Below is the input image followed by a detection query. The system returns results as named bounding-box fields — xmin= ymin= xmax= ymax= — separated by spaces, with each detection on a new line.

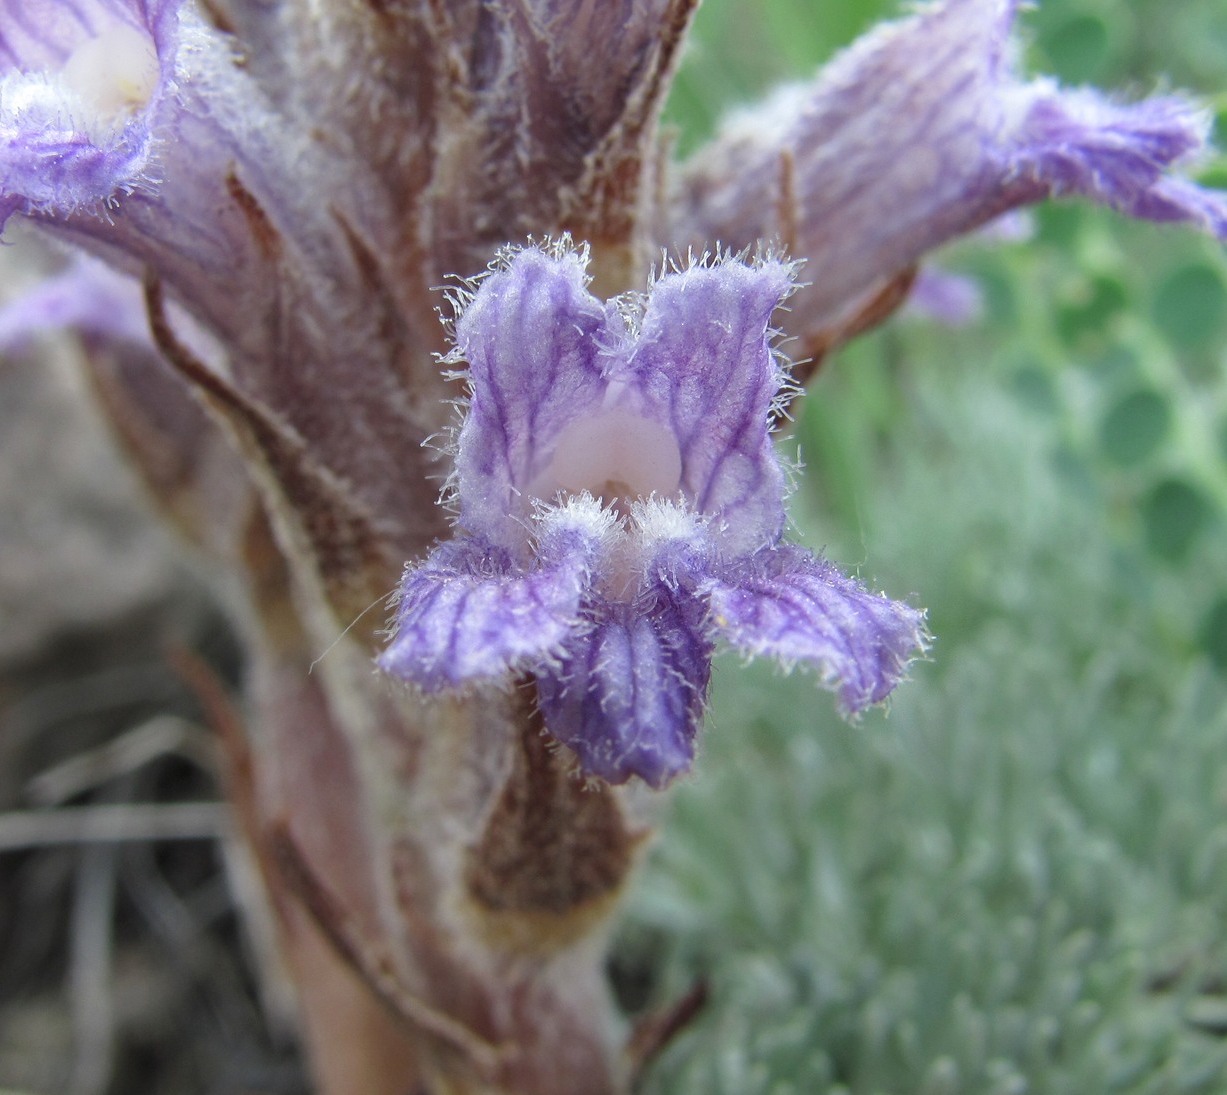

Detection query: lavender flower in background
xmin=905 ymin=267 xmax=986 ymax=325
xmin=379 ymin=244 xmax=926 ymax=787
xmin=674 ymin=0 xmax=1227 ymax=350
xmin=0 ymin=254 xmax=153 ymax=348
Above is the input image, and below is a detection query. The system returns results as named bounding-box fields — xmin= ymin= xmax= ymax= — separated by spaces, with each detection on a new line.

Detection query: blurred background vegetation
xmin=630 ymin=0 xmax=1227 ymax=1091
xmin=3 ymin=2 xmax=1226 ymax=1093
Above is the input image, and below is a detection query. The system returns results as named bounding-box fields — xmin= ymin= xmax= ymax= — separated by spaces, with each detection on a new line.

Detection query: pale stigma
xmin=59 ymin=22 xmax=160 ymax=131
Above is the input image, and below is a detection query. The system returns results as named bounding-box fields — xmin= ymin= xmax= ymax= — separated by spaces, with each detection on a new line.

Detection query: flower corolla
xmin=378 ymin=244 xmax=927 ymax=788
xmin=0 ymin=0 xmax=182 ymax=221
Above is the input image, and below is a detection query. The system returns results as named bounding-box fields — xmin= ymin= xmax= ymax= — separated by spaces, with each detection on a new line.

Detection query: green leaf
xmin=1152 ymin=264 xmax=1227 ymax=350
xmin=1038 ymin=14 xmax=1111 ymax=83
xmin=1199 ymin=597 xmax=1227 ymax=673
xmin=1142 ymin=477 xmax=1216 ymax=561
xmin=1099 ymin=389 xmax=1172 ymax=467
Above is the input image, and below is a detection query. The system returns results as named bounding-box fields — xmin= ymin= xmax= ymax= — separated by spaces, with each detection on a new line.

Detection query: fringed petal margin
xmin=452 ymin=245 xmax=615 ymax=545
xmin=628 ymin=258 xmax=795 ymax=554
xmin=379 ymin=538 xmax=585 ymax=693
xmin=705 ymin=544 xmax=927 ymax=716
xmin=379 ymin=495 xmax=616 ymax=692
xmin=536 ymin=588 xmax=712 ymax=790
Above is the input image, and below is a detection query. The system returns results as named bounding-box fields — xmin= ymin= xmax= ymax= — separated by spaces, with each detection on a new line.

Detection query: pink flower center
xmin=533 ymin=410 xmax=682 ymax=513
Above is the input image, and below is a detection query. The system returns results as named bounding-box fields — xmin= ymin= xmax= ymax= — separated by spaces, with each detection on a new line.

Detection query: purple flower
xmin=673 ymin=0 xmax=1227 ymax=337
xmin=906 ymin=268 xmax=985 ymax=326
xmin=0 ymin=0 xmax=184 ymax=223
xmin=378 ymin=244 xmax=927 ymax=788
xmin=0 ymin=254 xmax=152 ymax=349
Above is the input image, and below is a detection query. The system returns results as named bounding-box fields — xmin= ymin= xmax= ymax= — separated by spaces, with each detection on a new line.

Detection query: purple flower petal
xmin=705 ymin=544 xmax=927 ymax=715
xmin=672 ymin=0 xmax=1227 ymax=331
xmin=627 ymin=259 xmax=794 ymax=553
xmin=452 ymin=245 xmax=614 ymax=546
xmin=378 ymin=503 xmax=614 ymax=692
xmin=1001 ymin=87 xmax=1226 ymax=236
xmin=536 ymin=589 xmax=712 ymax=789
xmin=0 ymin=0 xmax=183 ymax=225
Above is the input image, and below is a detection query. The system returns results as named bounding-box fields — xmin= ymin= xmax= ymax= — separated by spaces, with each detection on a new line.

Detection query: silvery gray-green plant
xmin=2 ymin=0 xmax=1224 ymax=1091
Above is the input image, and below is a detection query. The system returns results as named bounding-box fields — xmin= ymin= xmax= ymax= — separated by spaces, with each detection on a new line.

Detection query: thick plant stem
xmin=250 ymin=666 xmax=642 ymax=1094
xmin=220 ymin=503 xmax=643 ymax=1093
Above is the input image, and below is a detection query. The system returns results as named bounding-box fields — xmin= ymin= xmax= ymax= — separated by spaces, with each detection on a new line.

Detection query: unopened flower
xmin=378 ymin=244 xmax=927 ymax=788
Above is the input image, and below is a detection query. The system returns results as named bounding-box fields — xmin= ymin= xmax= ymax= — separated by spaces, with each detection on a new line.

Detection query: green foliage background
xmin=628 ymin=1 xmax=1227 ymax=1091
